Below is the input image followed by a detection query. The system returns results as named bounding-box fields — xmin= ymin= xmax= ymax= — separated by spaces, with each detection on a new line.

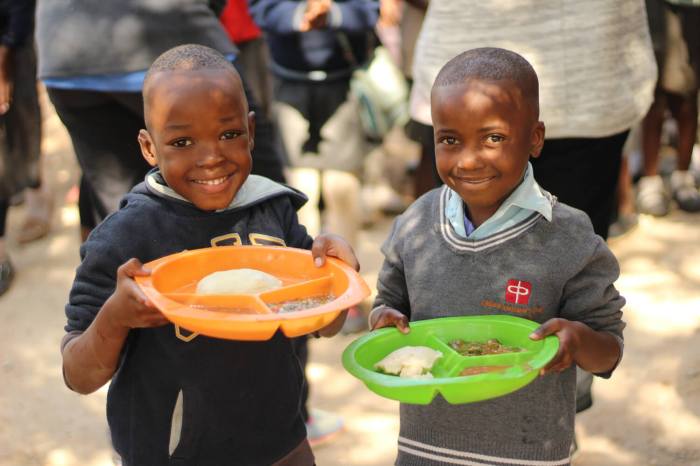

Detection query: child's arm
xmin=530 ymin=238 xmax=625 ymax=376
xmin=368 ymin=218 xmax=411 ymax=333
xmin=310 ymin=233 xmax=360 ymax=337
xmin=62 ymin=259 xmax=168 ymax=394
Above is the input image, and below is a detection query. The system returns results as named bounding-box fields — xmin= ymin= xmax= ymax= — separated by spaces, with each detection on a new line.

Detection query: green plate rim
xmin=342 ymin=314 xmax=560 ymax=392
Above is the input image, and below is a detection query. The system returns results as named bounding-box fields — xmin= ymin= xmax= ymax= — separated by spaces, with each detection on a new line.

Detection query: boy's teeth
xmin=195 ymin=176 xmax=227 ymax=185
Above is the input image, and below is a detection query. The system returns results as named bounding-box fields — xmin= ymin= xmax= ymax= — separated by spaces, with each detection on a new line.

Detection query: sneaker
xmin=17 ymin=187 xmax=53 ymax=244
xmin=670 ymin=170 xmax=700 ymax=212
xmin=305 ymin=408 xmax=344 ymax=447
xmin=636 ymin=175 xmax=670 ymax=216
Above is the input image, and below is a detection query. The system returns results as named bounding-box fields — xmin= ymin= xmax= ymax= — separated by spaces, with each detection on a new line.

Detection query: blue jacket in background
xmin=250 ymin=0 xmax=378 ymax=78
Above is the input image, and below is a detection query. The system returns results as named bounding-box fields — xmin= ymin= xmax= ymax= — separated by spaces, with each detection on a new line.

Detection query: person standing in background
xmin=637 ymin=0 xmax=700 ymax=217
xmin=251 ymin=0 xmax=378 ymax=249
xmin=0 ymin=0 xmax=53 ymax=296
xmin=35 ymin=0 xmax=285 ymax=240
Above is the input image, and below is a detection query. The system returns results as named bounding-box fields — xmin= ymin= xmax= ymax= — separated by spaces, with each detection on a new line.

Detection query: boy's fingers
xmin=529 ymin=318 xmax=561 ymax=340
xmin=540 ymin=345 xmax=573 ymax=374
xmin=371 ymin=315 xmax=390 ymax=330
xmin=145 ymin=313 xmax=169 ymax=327
xmin=311 ymin=235 xmax=329 ymax=267
xmin=396 ymin=316 xmax=411 ymax=334
xmin=312 ymin=234 xmax=360 ymax=271
xmin=125 ymin=279 xmax=153 ymax=308
xmin=119 ymin=258 xmax=151 ymax=278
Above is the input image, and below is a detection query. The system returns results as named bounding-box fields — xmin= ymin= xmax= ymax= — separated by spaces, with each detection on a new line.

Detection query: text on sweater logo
xmin=505 ymin=279 xmax=531 ymax=305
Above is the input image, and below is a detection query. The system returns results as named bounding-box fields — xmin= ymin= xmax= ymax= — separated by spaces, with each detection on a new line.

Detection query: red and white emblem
xmin=505 ymin=279 xmax=532 ymax=305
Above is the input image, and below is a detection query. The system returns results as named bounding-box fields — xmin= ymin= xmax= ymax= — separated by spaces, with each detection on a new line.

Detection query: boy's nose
xmin=456 ymin=150 xmax=483 ymax=170
xmin=195 ymin=146 xmax=225 ymax=167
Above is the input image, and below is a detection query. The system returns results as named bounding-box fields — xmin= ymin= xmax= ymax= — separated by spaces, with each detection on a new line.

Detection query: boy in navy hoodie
xmin=61 ymin=44 xmax=358 ymax=466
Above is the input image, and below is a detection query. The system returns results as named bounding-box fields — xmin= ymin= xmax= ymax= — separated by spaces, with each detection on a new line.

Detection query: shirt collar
xmin=446 ymin=162 xmax=553 ymax=239
xmin=144 ymin=168 xmax=299 ymax=212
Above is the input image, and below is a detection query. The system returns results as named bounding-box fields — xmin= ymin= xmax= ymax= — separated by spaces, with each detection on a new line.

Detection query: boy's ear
xmin=529 ymin=121 xmax=546 ymax=159
xmin=247 ymin=110 xmax=256 ymax=152
xmin=138 ymin=129 xmax=158 ymax=167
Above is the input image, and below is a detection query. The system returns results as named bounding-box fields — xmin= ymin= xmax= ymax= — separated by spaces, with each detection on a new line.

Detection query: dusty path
xmin=1 ymin=100 xmax=699 ymax=466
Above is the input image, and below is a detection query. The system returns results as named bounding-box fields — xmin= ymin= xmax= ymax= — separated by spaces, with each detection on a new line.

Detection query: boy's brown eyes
xmin=439 ymin=136 xmax=458 ymax=145
xmin=220 ymin=131 xmax=240 ymax=140
xmin=171 ymin=138 xmax=192 ymax=148
xmin=487 ymin=134 xmax=505 ymax=143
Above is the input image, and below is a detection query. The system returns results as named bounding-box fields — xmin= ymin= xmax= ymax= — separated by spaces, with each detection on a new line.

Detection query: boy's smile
xmin=138 ymin=68 xmax=254 ymax=211
xmin=431 ymin=79 xmax=544 ymax=227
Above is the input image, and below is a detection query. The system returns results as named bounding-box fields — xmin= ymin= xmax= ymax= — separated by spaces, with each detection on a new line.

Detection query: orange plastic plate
xmin=135 ymin=246 xmax=370 ymax=341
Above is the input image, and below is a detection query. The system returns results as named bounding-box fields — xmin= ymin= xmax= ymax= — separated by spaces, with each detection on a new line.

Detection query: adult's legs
xmin=667 ymin=91 xmax=700 ymax=211
xmin=322 ymin=170 xmax=361 ymax=247
xmin=531 ymin=131 xmax=628 ymax=240
xmin=316 ymin=90 xmax=366 ymax=248
xmin=275 ymin=79 xmax=365 ymax=244
xmin=405 ymin=119 xmax=440 ymax=198
xmin=638 ymin=90 xmax=671 ymax=216
xmin=47 ymin=89 xmax=149 ymax=230
xmin=287 ymin=167 xmax=321 ymax=237
xmin=0 ymin=199 xmax=12 ymax=296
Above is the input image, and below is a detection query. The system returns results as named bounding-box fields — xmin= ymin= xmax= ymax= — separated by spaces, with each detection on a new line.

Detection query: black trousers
xmin=531 ymin=130 xmax=629 ymax=240
xmin=0 ymin=199 xmax=7 ymax=237
xmin=48 ymin=66 xmax=286 ymax=229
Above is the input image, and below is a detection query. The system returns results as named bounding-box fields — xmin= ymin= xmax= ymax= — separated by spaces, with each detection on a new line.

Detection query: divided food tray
xmin=135 ymin=245 xmax=370 ymax=340
xmin=342 ymin=315 xmax=559 ymax=404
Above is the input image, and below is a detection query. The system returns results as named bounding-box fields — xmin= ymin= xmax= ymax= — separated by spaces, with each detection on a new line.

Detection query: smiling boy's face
xmin=138 ymin=68 xmax=254 ymax=211
xmin=431 ymin=78 xmax=545 ymax=226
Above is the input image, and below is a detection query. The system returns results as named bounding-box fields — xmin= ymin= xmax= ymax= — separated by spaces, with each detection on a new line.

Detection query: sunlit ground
xmin=1 ymin=99 xmax=700 ymax=466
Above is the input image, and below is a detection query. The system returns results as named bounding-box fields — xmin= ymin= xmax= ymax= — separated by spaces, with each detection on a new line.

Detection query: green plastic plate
xmin=342 ymin=315 xmax=560 ymax=404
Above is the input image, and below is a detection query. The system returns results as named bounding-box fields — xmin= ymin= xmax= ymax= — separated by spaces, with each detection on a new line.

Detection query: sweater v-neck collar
xmin=438 ymin=185 xmax=556 ymax=252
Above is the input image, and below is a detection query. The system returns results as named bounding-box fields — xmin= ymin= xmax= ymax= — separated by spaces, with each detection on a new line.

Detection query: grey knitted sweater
xmin=36 ymin=0 xmax=236 ymax=79
xmin=374 ymin=186 xmax=625 ymax=466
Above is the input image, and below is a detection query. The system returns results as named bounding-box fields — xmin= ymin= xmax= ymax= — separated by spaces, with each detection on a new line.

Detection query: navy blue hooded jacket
xmin=65 ymin=171 xmax=313 ymax=465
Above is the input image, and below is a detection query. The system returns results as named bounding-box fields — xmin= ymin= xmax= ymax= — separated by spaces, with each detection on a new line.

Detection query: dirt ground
xmin=1 ymin=99 xmax=700 ymax=466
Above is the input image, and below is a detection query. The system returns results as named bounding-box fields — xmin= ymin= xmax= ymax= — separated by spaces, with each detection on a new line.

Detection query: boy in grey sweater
xmin=369 ymin=48 xmax=625 ymax=466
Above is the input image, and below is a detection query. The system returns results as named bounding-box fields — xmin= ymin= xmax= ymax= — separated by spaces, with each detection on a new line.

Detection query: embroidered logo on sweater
xmin=505 ymin=279 xmax=531 ymax=305
xmin=481 ymin=280 xmax=543 ymax=317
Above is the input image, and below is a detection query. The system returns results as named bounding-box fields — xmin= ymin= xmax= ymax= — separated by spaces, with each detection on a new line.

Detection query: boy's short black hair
xmin=433 ymin=47 xmax=539 ymax=116
xmin=144 ymin=43 xmax=237 ymax=86
xmin=142 ymin=44 xmax=245 ymax=126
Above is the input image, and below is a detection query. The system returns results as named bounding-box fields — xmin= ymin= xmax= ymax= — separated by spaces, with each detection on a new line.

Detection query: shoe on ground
xmin=671 ymin=170 xmax=700 ymax=212
xmin=306 ymin=408 xmax=344 ymax=447
xmin=17 ymin=188 xmax=54 ymax=244
xmin=17 ymin=216 xmax=51 ymax=244
xmin=636 ymin=175 xmax=670 ymax=217
xmin=0 ymin=257 xmax=14 ymax=296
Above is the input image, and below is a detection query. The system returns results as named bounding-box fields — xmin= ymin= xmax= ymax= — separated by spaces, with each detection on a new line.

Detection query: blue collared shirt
xmin=445 ymin=163 xmax=552 ymax=240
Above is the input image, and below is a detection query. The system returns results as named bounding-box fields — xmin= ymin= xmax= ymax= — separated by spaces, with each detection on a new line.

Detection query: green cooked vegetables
xmin=449 ymin=338 xmax=523 ymax=356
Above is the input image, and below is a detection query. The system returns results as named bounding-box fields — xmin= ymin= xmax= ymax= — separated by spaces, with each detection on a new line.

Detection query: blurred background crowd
xmin=1 ymin=0 xmax=700 ymax=464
